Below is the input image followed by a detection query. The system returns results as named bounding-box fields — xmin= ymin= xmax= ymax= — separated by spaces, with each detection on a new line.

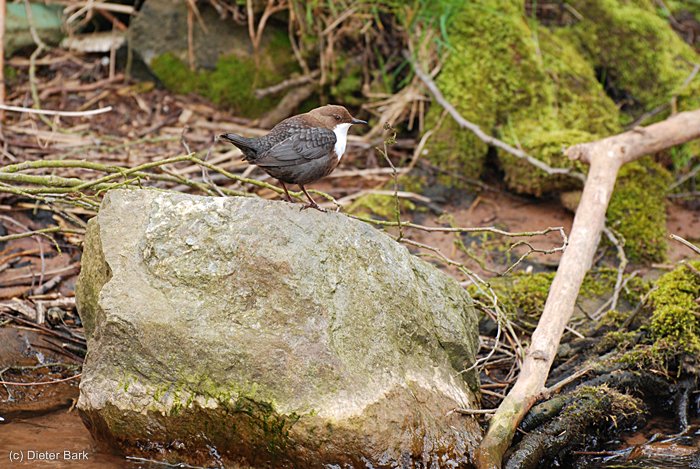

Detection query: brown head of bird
xmin=219 ymin=104 xmax=367 ymax=211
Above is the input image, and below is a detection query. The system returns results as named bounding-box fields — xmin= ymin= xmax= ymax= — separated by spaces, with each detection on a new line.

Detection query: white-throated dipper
xmin=218 ymin=105 xmax=367 ymax=211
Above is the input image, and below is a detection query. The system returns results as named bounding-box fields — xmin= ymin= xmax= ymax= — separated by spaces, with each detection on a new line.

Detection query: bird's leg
xmin=299 ymin=185 xmax=326 ymax=212
xmin=279 ymin=180 xmax=293 ymax=203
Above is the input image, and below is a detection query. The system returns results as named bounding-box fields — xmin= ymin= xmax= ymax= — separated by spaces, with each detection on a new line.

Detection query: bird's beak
xmin=351 ymin=117 xmax=368 ymax=125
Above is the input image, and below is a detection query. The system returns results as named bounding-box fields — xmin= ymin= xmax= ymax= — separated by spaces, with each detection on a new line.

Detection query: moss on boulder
xmin=561 ymin=0 xmax=700 ymax=184
xmin=346 ymin=193 xmax=417 ymax=219
xmin=499 ymin=26 xmax=621 ymax=195
xmin=424 ymin=0 xmax=547 ymax=184
xmin=422 ymin=0 xmax=690 ymax=263
xmin=424 ymin=1 xmax=619 ymax=194
xmin=564 ymin=0 xmax=700 ymax=119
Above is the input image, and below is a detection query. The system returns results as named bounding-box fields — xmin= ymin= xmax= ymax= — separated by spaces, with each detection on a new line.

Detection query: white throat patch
xmin=333 ymin=123 xmax=352 ymax=161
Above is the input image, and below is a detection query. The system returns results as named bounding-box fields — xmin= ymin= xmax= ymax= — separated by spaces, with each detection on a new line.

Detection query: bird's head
xmin=308 ymin=105 xmax=367 ymax=130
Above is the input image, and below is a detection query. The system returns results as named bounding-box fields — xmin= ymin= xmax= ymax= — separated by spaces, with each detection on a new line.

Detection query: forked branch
xmin=476 ymin=108 xmax=700 ymax=468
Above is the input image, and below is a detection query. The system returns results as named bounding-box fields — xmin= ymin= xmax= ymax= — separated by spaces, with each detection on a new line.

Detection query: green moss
xmin=150 ymin=53 xmax=197 ymax=95
xmin=424 ymin=2 xmax=620 ymax=194
xmin=4 ymin=66 xmax=18 ymax=86
xmin=469 ymin=268 xmax=645 ymax=328
xmin=125 ymin=372 xmax=302 ymax=456
xmin=347 ymin=193 xmax=416 ymax=219
xmin=597 ymin=309 xmax=635 ymax=330
xmin=498 ymin=26 xmax=622 ymax=195
xmin=424 ymin=0 xmax=697 ymax=204
xmin=150 ymin=31 xmax=299 ymax=117
xmin=595 ymin=330 xmax=638 ymax=352
xmin=398 ymin=173 xmax=428 ymax=194
xmin=424 ymin=0 xmax=547 ymax=184
xmin=606 ymin=159 xmax=672 ymax=263
xmin=562 ymin=385 xmax=643 ymax=423
xmin=649 ymin=261 xmax=700 ymax=352
xmin=614 ymin=261 xmax=700 ymax=370
xmin=500 ymin=128 xmax=593 ymax=196
xmin=329 ymin=54 xmax=364 ymax=106
xmin=565 ymin=0 xmax=700 ymax=120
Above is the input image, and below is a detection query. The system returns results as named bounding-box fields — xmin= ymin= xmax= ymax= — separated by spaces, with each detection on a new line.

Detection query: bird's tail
xmin=218 ymin=133 xmax=259 ymax=161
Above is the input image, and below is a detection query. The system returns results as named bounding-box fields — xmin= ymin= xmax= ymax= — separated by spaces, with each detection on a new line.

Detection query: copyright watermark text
xmin=8 ymin=450 xmax=89 ymax=463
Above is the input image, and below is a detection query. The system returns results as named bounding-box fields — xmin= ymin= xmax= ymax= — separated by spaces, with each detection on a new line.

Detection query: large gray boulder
xmin=76 ymin=190 xmax=482 ymax=467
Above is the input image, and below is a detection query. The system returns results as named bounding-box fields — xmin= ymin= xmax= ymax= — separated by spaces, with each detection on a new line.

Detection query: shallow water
xmin=584 ymin=417 xmax=700 ymax=468
xmin=0 ymin=410 xmax=124 ymax=468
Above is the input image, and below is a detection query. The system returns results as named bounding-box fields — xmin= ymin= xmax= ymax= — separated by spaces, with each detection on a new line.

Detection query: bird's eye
xmin=334 ymin=115 xmax=341 ymax=121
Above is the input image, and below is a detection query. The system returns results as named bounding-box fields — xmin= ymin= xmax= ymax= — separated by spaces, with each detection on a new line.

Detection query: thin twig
xmin=602 ymin=227 xmax=628 ymax=313
xmin=377 ymin=123 xmax=402 ymax=240
xmin=453 ymin=408 xmax=497 ymax=415
xmin=186 ymin=0 xmax=196 ymax=71
xmin=669 ymin=164 xmax=700 ymax=191
xmin=24 ymin=0 xmax=53 ymax=128
xmin=0 ymin=373 xmax=81 ymax=386
xmin=0 ymin=226 xmax=61 ymax=243
xmin=0 ymin=103 xmax=113 ymax=116
xmin=254 ymin=70 xmax=321 ymax=98
xmin=670 ymin=233 xmax=700 ymax=255
xmin=543 ymin=366 xmax=592 ymax=397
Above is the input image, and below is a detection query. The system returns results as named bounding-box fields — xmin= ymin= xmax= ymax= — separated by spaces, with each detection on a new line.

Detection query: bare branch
xmin=254 ymin=70 xmax=321 ymax=98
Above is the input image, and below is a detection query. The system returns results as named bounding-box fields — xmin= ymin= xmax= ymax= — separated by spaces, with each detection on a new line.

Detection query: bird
xmin=218 ymin=105 xmax=367 ymax=211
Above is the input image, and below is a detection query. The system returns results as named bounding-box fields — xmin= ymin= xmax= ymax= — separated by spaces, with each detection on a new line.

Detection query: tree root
xmin=506 ymin=385 xmax=645 ymax=469
xmin=505 ymin=370 xmax=678 ymax=468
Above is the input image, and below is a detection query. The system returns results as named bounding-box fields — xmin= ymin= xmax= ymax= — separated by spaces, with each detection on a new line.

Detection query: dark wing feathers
xmin=254 ymin=126 xmax=336 ymax=168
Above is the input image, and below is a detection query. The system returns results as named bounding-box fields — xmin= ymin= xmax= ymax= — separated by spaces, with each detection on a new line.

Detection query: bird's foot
xmin=300 ymin=201 xmax=327 ymax=212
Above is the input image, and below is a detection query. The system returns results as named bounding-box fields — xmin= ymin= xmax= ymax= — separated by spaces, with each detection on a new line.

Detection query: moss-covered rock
xmin=614 ymin=261 xmax=700 ymax=372
xmin=131 ymin=0 xmax=299 ymax=117
xmin=499 ymin=26 xmax=621 ymax=195
xmin=564 ymin=0 xmax=700 ymax=119
xmin=499 ymin=128 xmax=593 ymax=196
xmin=347 ymin=192 xmax=417 ymax=219
xmin=506 ymin=384 xmax=643 ymax=469
xmin=606 ymin=158 xmax=672 ymax=263
xmin=424 ymin=1 xmax=619 ymax=194
xmin=150 ymin=29 xmax=299 ymax=118
xmin=562 ymin=0 xmax=700 ymax=177
xmin=424 ymin=0 xmax=547 ymax=184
